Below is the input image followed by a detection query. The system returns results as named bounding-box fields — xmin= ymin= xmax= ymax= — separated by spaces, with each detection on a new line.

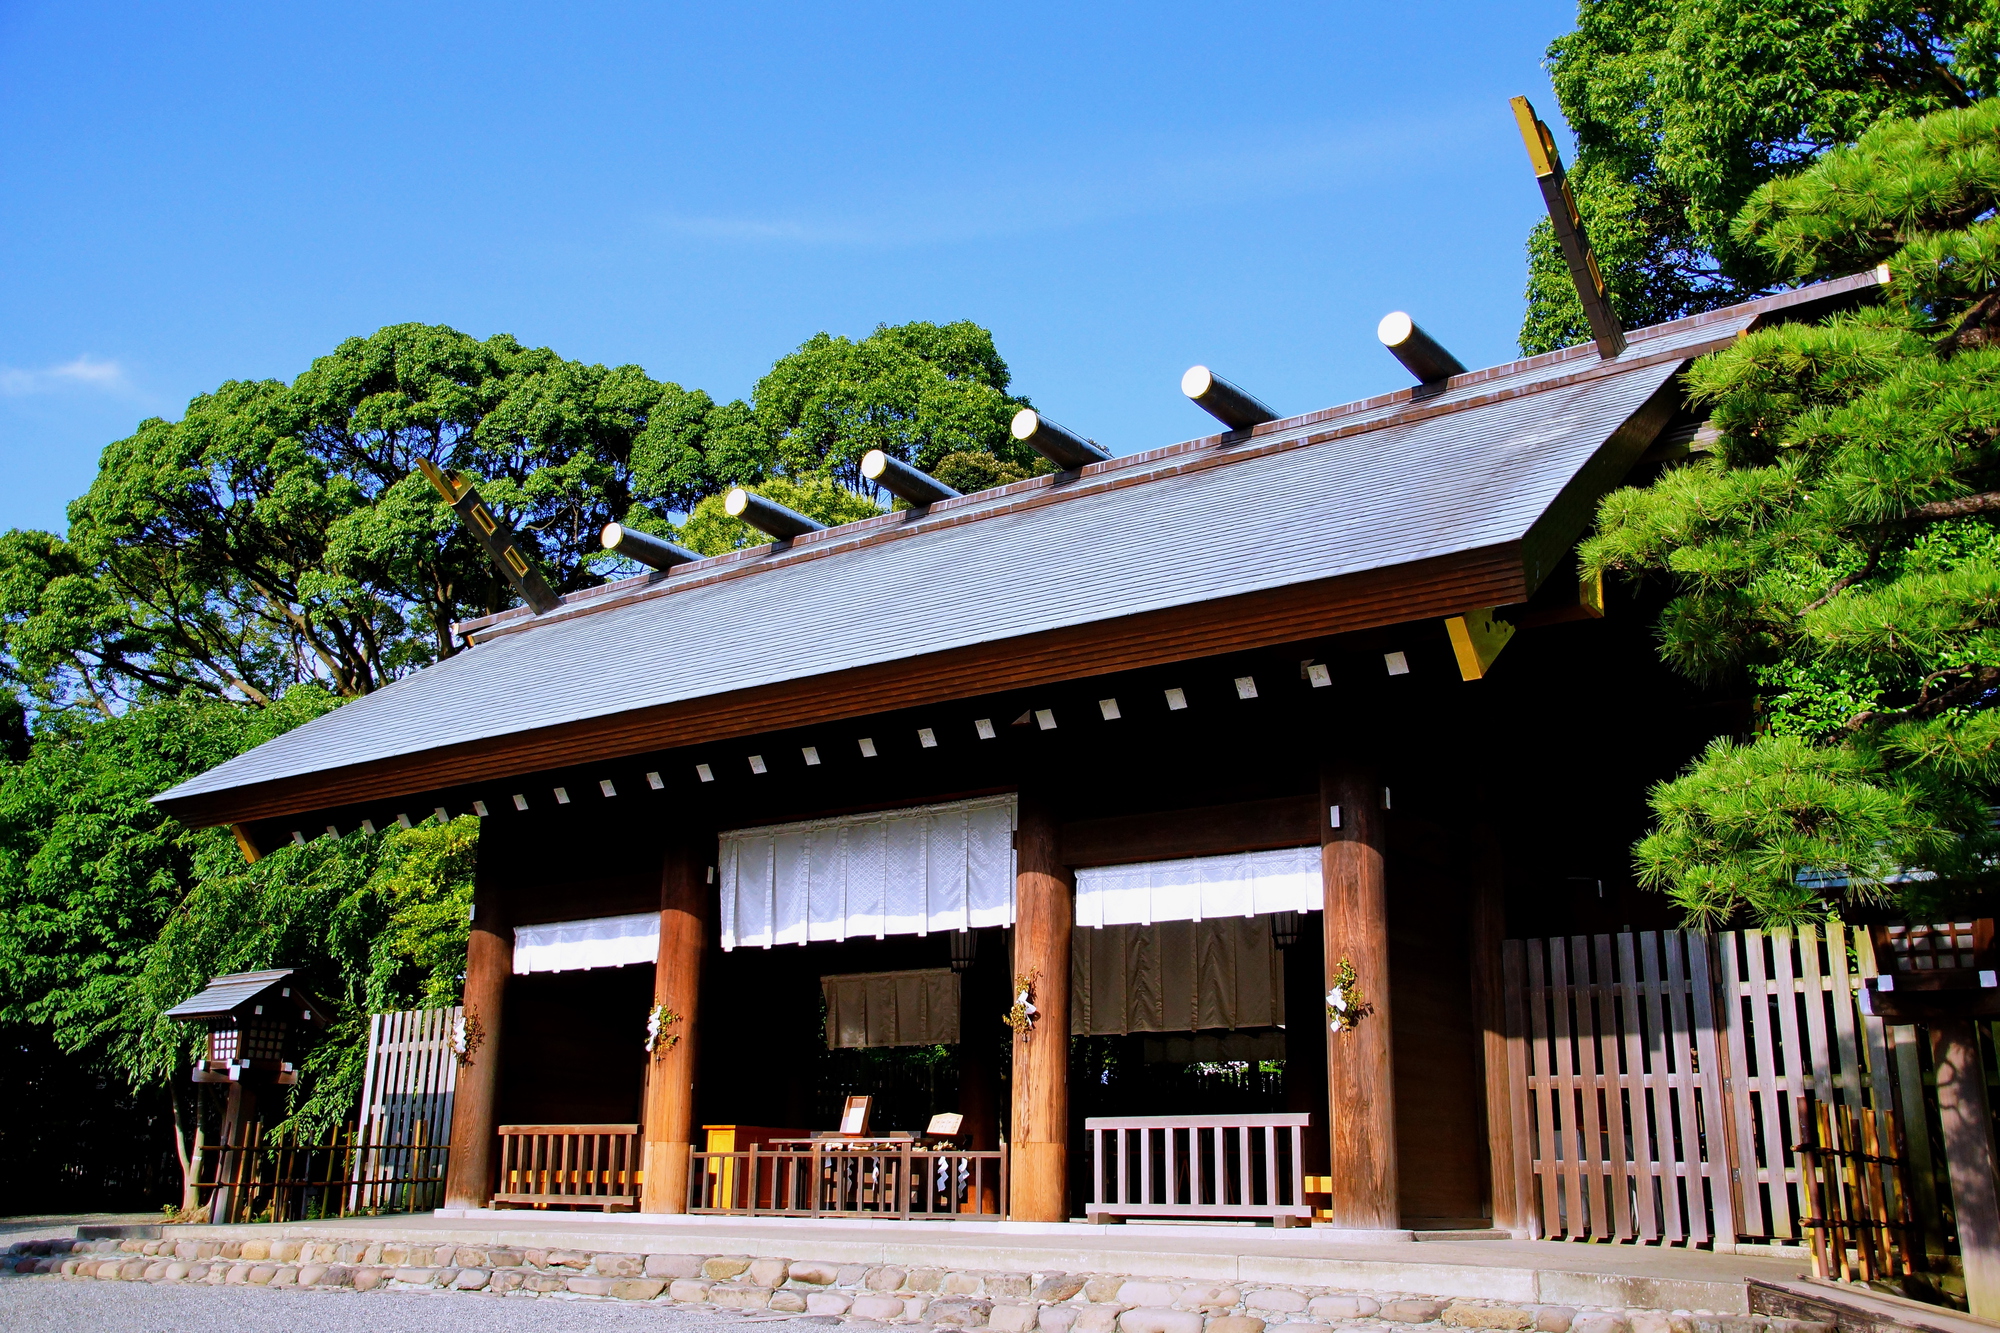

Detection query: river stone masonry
xmin=1 ymin=1236 xmax=1832 ymax=1333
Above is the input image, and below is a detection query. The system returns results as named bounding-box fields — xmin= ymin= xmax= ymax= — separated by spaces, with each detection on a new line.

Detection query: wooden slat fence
xmin=1797 ymin=1098 xmax=1918 ymax=1283
xmin=1504 ymin=924 xmax=1949 ymax=1251
xmin=354 ymin=1005 xmax=459 ymax=1215
xmin=198 ymin=1119 xmax=447 ymax=1223
xmin=1505 ymin=930 xmax=1732 ymax=1245
xmin=1714 ymin=926 xmax=1944 ymax=1252
xmin=358 ymin=1007 xmax=459 ymax=1150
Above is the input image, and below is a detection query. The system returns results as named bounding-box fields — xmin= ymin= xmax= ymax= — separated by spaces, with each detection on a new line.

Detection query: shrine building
xmin=152 ymin=270 xmax=1881 ymax=1233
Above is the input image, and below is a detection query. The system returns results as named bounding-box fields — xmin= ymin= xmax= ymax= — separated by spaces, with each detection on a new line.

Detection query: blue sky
xmin=0 ymin=2 xmax=1577 ymax=534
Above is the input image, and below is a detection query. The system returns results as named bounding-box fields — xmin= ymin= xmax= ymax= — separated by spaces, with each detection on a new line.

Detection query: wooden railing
xmin=494 ymin=1124 xmax=641 ymax=1210
xmin=197 ymin=1120 xmax=447 ymax=1224
xmin=688 ymin=1144 xmax=1006 ymax=1218
xmin=1083 ymin=1112 xmax=1311 ymax=1224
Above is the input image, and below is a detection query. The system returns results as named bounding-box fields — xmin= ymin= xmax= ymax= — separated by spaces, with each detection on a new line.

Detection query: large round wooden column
xmin=1320 ymin=758 xmax=1399 ymax=1229
xmin=1009 ymin=794 xmax=1072 ymax=1221
xmin=641 ymin=835 xmax=709 ymax=1213
xmin=444 ymin=869 xmax=509 ymax=1210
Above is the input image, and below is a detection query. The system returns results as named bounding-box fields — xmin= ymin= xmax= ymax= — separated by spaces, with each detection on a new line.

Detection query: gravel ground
xmin=0 ymin=1277 xmax=845 ymax=1333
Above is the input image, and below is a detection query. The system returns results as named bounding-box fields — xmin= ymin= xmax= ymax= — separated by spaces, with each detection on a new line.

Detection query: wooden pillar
xmin=641 ymin=835 xmax=708 ymax=1213
xmin=1009 ymin=793 xmax=1072 ymax=1221
xmin=1934 ymin=1020 xmax=2000 ymax=1318
xmin=1320 ymin=758 xmax=1399 ymax=1229
xmin=1468 ymin=820 xmax=1520 ymax=1233
xmin=443 ymin=869 xmax=509 ymax=1210
xmin=208 ymin=1080 xmax=258 ymax=1223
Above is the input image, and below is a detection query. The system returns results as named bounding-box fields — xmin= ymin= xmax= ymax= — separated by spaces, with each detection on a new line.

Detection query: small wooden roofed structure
xmin=165 ymin=967 xmax=333 ymax=1200
xmin=164 ymin=967 xmax=331 ymax=1084
xmin=151 ymin=272 xmax=1883 ymax=1230
xmin=164 ymin=966 xmax=330 ymax=1024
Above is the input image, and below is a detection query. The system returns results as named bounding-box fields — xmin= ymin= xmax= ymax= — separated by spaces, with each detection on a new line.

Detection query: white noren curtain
xmin=1074 ymin=844 xmax=1322 ymax=928
xmin=512 ymin=912 xmax=660 ymax=975
xmin=719 ymin=793 xmax=1018 ymax=950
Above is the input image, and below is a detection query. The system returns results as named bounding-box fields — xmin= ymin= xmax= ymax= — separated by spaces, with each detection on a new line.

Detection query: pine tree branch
xmin=1904 ymin=490 xmax=2000 ymax=521
xmin=1847 ymin=665 xmax=2000 ymax=731
xmin=1801 ymin=538 xmax=1886 ymax=613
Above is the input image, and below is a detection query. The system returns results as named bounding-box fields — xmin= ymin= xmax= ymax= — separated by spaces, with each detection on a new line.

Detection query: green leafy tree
xmin=625 ymin=320 xmax=1043 ymax=556
xmin=0 ymin=688 xmax=332 ymax=1197
xmin=18 ymin=327 xmax=693 ymax=711
xmin=0 ymin=683 xmax=475 ymax=1205
xmin=1583 ymin=99 xmax=2000 ymax=924
xmin=623 ymin=320 xmax=1046 ymax=557
xmin=6 ymin=320 xmax=1041 ymax=713
xmin=133 ymin=815 xmax=475 ymax=1199
xmin=0 ymin=689 xmax=339 ymax=1057
xmin=1522 ymin=0 xmax=2000 ymax=354
xmin=748 ymin=321 xmax=1040 ymax=488
xmin=674 ymin=476 xmax=886 ymax=557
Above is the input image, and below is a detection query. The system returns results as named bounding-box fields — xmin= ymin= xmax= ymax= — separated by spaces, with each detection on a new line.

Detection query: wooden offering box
xmin=702 ymin=1125 xmax=808 ymax=1210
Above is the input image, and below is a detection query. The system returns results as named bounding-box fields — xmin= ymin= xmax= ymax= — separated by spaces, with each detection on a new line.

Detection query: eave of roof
xmin=161 ymin=968 xmax=296 ymax=1021
xmin=152 ymin=272 xmax=1883 ymax=830
xmin=456 ymin=273 xmax=1873 ymax=647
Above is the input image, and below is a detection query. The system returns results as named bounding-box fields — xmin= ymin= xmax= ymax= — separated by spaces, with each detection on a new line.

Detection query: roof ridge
xmin=450 ymin=270 xmax=1881 ymax=644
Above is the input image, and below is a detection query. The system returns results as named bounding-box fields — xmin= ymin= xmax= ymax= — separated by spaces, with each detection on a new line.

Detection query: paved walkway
xmin=0 ymin=1212 xmax=161 ymax=1245
xmin=0 ymin=1279 xmax=766 ymax=1333
xmin=173 ymin=1213 xmax=1814 ymax=1313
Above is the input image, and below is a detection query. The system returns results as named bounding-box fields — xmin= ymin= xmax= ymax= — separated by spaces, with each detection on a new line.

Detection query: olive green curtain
xmin=1070 ymin=917 xmax=1285 ymax=1036
xmin=821 ymin=967 xmax=961 ymax=1049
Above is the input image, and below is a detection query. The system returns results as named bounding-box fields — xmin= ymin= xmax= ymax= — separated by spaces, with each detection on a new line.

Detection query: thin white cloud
xmin=650 ymin=110 xmax=1482 ymax=249
xmin=0 ymin=355 xmax=132 ymax=396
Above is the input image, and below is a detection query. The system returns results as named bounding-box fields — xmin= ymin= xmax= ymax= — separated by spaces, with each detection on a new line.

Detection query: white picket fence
xmin=350 ymin=1006 xmax=460 ymax=1209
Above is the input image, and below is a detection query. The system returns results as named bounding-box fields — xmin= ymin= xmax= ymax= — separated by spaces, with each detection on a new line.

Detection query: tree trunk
xmin=171 ymin=1080 xmax=205 ymax=1214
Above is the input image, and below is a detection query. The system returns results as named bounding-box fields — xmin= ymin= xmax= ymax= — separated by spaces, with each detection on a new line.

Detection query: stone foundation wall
xmin=4 ymin=1236 xmax=1827 ymax=1333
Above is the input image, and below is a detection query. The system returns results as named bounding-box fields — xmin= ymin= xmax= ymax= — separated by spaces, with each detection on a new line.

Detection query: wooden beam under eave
xmin=1513 ymin=570 xmax=1608 ymax=630
xmin=1446 ymin=610 xmax=1516 ymax=682
xmin=155 ymin=545 xmax=1532 ymax=830
xmin=231 ymin=824 xmax=262 ymax=864
xmin=1058 ymin=795 xmax=1318 ymax=868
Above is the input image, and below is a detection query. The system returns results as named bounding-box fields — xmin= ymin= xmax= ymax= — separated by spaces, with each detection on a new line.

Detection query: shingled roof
xmin=162 ymin=968 xmax=329 ymax=1025
xmin=153 ymin=273 xmax=1882 ymax=829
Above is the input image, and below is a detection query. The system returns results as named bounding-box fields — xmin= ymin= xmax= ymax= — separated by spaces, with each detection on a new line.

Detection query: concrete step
xmin=1750 ymin=1277 xmax=1994 ymax=1333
